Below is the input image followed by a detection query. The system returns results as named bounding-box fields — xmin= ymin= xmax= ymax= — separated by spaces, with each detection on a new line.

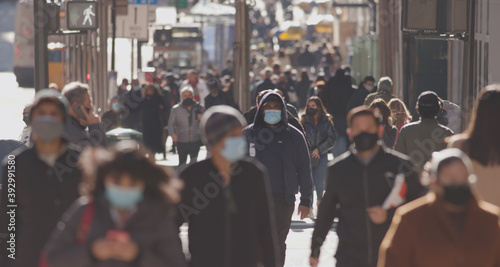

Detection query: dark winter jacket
xmin=243 ymin=93 xmax=313 ymax=207
xmin=347 ymin=85 xmax=371 ymax=112
xmin=65 ymin=117 xmax=107 ymax=147
xmin=311 ymin=144 xmax=426 ymax=266
xmin=177 ymin=158 xmax=279 ymax=267
xmin=46 ymin=196 xmax=186 ymax=267
xmin=101 ymin=110 xmax=130 ymax=132
xmin=301 ymin=114 xmax=336 ymax=156
xmin=204 ymin=91 xmax=238 ymax=110
xmin=324 ymin=71 xmax=354 ymax=118
xmin=0 ymin=144 xmax=82 ymax=267
xmin=255 ymin=79 xmax=279 ymax=97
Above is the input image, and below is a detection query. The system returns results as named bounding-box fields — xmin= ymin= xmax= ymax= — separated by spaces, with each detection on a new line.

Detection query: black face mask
xmin=353 ymin=132 xmax=379 ymax=152
xmin=443 ymin=185 xmax=472 ymax=206
xmin=182 ymin=98 xmax=195 ymax=106
xmin=306 ymin=108 xmax=318 ymax=117
xmin=23 ymin=116 xmax=30 ymax=126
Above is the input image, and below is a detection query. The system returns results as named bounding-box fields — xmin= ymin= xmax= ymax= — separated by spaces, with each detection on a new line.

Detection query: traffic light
xmin=66 ymin=1 xmax=99 ymax=31
xmin=154 ymin=29 xmax=172 ymax=45
xmin=46 ymin=2 xmax=60 ymax=33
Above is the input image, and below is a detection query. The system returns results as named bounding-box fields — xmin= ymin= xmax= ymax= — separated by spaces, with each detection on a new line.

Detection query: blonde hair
xmin=388 ymin=99 xmax=412 ymax=127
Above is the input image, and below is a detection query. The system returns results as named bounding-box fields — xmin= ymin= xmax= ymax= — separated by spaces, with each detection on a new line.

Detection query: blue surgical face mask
xmin=264 ymin=110 xmax=282 ymax=125
xmin=220 ymin=136 xmax=247 ymax=163
xmin=112 ymin=102 xmax=122 ymax=111
xmin=31 ymin=115 xmax=64 ymax=142
xmin=105 ymin=184 xmax=144 ymax=210
xmin=132 ymin=85 xmax=141 ymax=91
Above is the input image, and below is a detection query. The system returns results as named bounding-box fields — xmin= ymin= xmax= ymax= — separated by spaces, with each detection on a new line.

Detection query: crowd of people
xmin=2 ymin=66 xmax=500 ymax=267
xmin=2 ymin=39 xmax=500 ymax=267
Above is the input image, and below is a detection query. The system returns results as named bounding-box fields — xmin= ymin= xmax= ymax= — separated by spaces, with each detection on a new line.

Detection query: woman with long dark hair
xmin=45 ymin=141 xmax=186 ymax=267
xmin=449 ymin=85 xmax=500 ymax=206
xmin=369 ymin=99 xmax=398 ymax=148
xmin=300 ymin=96 xmax=336 ymax=205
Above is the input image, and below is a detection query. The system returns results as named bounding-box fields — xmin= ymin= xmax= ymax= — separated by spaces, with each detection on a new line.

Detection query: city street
xmin=2 ymin=0 xmax=497 ymax=266
xmin=0 ymin=2 xmax=337 ymax=265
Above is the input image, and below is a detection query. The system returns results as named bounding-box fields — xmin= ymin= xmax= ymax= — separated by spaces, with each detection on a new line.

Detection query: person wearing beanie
xmin=243 ymin=92 xmax=313 ymax=266
xmin=378 ymin=149 xmax=500 ymax=267
xmin=395 ymin=91 xmax=454 ymax=172
xmin=177 ymin=106 xmax=279 ymax=267
xmin=204 ymin=79 xmax=238 ymax=110
xmin=0 ymin=90 xmax=82 ymax=267
xmin=364 ymin=76 xmax=398 ymax=107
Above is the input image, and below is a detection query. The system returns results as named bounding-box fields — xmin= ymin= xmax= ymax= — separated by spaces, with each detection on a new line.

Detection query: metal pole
xmin=34 ymin=0 xmax=49 ymax=91
xmin=461 ymin=0 xmax=475 ymax=130
xmin=111 ymin=0 xmax=117 ymax=70
xmin=234 ymin=0 xmax=250 ymax=112
xmin=240 ymin=0 xmax=250 ymax=111
xmin=131 ymin=39 xmax=135 ymax=80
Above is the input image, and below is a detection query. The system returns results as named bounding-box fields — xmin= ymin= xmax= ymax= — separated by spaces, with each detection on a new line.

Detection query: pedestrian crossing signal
xmin=67 ymin=1 xmax=99 ymax=31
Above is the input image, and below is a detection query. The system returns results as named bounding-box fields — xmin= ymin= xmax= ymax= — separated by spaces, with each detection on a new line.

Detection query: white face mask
xmin=365 ymin=85 xmax=374 ymax=91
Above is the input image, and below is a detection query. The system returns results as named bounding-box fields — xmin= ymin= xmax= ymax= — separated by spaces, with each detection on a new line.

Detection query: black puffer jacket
xmin=301 ymin=114 xmax=336 ymax=156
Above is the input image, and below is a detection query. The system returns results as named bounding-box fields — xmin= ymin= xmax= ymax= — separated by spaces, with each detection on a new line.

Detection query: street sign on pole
xmin=149 ymin=0 xmax=157 ymax=22
xmin=110 ymin=4 xmax=149 ymax=41
xmin=67 ymin=1 xmax=99 ymax=31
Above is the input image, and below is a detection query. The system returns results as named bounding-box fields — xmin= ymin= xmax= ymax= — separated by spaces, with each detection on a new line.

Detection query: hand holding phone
xmin=106 ymin=230 xmax=130 ymax=242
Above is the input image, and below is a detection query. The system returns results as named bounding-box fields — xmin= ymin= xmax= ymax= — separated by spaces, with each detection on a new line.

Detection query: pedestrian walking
xmin=298 ymin=43 xmax=316 ymax=68
xmin=179 ymin=71 xmax=209 ymax=107
xmin=122 ymin=80 xmax=143 ymax=132
xmin=18 ymin=103 xmax=33 ymax=147
xmin=364 ymin=77 xmax=397 ymax=107
xmin=101 ymin=96 xmax=129 ymax=132
xmin=244 ymin=92 xmax=313 ymax=266
xmin=177 ymin=106 xmax=279 ymax=267
xmin=347 ymin=76 xmax=375 ymax=113
xmin=204 ymin=79 xmax=237 ymax=110
xmin=448 ymin=85 xmax=500 ymax=207
xmin=296 ymin=69 xmax=312 ymax=109
xmin=254 ymin=67 xmax=279 ymax=100
xmin=142 ymin=85 xmax=165 ymax=155
xmin=310 ymin=107 xmax=425 ymax=267
xmin=437 ymin=99 xmax=462 ymax=134
xmin=388 ymin=98 xmax=412 ymax=147
xmin=369 ymin=99 xmax=398 ymax=148
xmin=0 ymin=90 xmax=82 ymax=267
xmin=395 ymin=91 xmax=454 ymax=172
xmin=44 ymin=141 xmax=186 ymax=267
xmin=117 ymin=78 xmax=128 ymax=97
xmin=301 ymin=97 xmax=336 ymax=206
xmin=324 ymin=69 xmax=354 ymax=157
xmin=63 ymin=82 xmax=107 ymax=147
xmin=244 ymin=89 xmax=305 ymax=134
xmin=168 ymin=87 xmax=205 ymax=166
xmin=378 ymin=148 xmax=500 ymax=267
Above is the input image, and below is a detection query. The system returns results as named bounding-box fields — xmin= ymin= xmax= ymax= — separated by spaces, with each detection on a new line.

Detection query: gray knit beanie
xmin=200 ymin=106 xmax=247 ymax=148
